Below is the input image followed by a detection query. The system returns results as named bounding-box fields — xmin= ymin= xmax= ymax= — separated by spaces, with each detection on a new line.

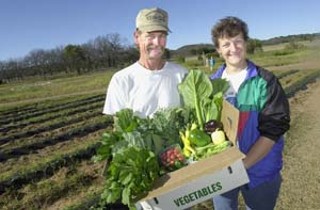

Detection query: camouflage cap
xmin=136 ymin=7 xmax=171 ymax=33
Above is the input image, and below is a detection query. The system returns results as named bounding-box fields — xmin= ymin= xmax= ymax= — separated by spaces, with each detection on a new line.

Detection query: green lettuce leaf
xmin=178 ymin=70 xmax=229 ymax=129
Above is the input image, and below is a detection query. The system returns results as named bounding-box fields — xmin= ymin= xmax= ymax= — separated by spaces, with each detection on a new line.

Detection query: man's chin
xmin=148 ymin=53 xmax=163 ymax=60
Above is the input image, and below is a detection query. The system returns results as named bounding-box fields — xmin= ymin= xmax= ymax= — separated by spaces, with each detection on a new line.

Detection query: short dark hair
xmin=211 ymin=16 xmax=249 ymax=48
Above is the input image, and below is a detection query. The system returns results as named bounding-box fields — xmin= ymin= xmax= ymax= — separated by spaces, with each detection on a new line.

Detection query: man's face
xmin=217 ymin=33 xmax=247 ymax=67
xmin=135 ymin=31 xmax=167 ymax=60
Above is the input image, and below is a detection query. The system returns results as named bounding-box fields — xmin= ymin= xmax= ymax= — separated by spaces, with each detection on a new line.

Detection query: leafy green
xmin=93 ymin=70 xmax=229 ymax=209
xmin=150 ymin=107 xmax=193 ymax=151
xmin=178 ymin=70 xmax=213 ymax=129
xmin=111 ymin=131 xmax=145 ymax=155
xmin=92 ymin=131 xmax=121 ymax=162
xmin=209 ymin=79 xmax=229 ymax=121
xmin=178 ymin=70 xmax=228 ymax=129
xmin=100 ymin=147 xmax=160 ymax=210
xmin=211 ymin=77 xmax=230 ymax=96
xmin=94 ymin=107 xmax=192 ymax=209
xmin=114 ymin=109 xmax=140 ymax=132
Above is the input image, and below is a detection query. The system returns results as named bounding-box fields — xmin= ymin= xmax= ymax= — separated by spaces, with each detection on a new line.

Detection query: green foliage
xmin=189 ymin=47 xmax=215 ymax=55
xmin=94 ymin=107 xmax=193 ymax=208
xmin=175 ymin=55 xmax=186 ymax=63
xmin=285 ymin=41 xmax=306 ymax=50
xmin=113 ymin=108 xmax=140 ymax=132
xmin=247 ymin=39 xmax=263 ymax=54
xmin=178 ymin=70 xmax=228 ymax=129
xmin=247 ymin=44 xmax=311 ymax=68
xmin=273 ymin=49 xmax=295 ymax=56
xmin=100 ymin=147 xmax=160 ymax=209
xmin=63 ymin=44 xmax=90 ymax=74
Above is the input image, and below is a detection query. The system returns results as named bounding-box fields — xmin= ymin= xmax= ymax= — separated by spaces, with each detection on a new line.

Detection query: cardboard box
xmin=135 ymin=100 xmax=249 ymax=210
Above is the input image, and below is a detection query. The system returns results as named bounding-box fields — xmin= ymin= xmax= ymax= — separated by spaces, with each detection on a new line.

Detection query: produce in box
xmin=159 ymin=144 xmax=187 ymax=171
xmin=93 ymin=70 xmax=231 ymax=209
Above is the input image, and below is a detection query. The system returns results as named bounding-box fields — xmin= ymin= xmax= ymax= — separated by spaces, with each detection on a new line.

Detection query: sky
xmin=0 ymin=0 xmax=319 ymax=61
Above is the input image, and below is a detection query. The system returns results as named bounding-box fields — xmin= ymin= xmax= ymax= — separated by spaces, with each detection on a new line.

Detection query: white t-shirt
xmin=222 ymin=68 xmax=247 ymax=100
xmin=103 ymin=61 xmax=188 ymax=118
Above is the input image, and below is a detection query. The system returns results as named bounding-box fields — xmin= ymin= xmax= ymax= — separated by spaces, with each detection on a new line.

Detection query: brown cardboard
xmin=142 ymin=147 xmax=244 ymax=196
xmin=135 ymin=100 xmax=249 ymax=210
xmin=221 ymin=99 xmax=239 ymax=144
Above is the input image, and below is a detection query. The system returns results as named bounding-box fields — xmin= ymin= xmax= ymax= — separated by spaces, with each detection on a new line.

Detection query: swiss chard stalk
xmin=178 ymin=70 xmax=229 ymax=129
xmin=178 ymin=70 xmax=213 ymax=129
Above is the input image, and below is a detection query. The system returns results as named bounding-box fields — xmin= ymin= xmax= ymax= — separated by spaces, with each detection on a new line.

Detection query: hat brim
xmin=138 ymin=25 xmax=172 ymax=33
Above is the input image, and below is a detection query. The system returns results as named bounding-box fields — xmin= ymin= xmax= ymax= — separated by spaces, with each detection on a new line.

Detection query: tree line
xmin=0 ymin=33 xmax=139 ymax=83
xmin=2 ymin=32 xmax=315 ymax=84
xmin=0 ymin=34 xmax=261 ymax=84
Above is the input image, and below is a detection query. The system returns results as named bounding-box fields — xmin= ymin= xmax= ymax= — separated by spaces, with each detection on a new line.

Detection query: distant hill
xmin=170 ymin=33 xmax=320 ymax=57
xmin=170 ymin=43 xmax=214 ymax=58
xmin=261 ymin=33 xmax=320 ymax=45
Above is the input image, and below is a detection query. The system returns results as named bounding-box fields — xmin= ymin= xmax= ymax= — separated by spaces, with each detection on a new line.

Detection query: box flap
xmin=143 ymin=147 xmax=244 ymax=199
xmin=221 ymin=100 xmax=239 ymax=144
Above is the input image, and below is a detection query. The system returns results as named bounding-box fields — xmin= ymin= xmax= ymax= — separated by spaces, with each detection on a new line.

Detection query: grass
xmin=0 ymin=70 xmax=115 ymax=109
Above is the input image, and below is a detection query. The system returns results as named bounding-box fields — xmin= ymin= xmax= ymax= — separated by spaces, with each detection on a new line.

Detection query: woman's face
xmin=217 ymin=33 xmax=247 ymax=68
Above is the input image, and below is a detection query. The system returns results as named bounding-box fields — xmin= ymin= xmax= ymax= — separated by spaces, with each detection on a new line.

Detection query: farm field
xmin=1 ymin=40 xmax=320 ymax=210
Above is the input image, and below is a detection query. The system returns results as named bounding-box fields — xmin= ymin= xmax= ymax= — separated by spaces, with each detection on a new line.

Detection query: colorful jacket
xmin=210 ymin=60 xmax=290 ymax=188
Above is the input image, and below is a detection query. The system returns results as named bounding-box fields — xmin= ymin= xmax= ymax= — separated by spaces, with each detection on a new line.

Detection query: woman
xmin=210 ymin=16 xmax=290 ymax=210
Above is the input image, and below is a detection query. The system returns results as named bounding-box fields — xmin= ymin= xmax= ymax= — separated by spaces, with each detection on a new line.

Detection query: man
xmin=210 ymin=16 xmax=290 ymax=210
xmin=103 ymin=7 xmax=187 ymax=118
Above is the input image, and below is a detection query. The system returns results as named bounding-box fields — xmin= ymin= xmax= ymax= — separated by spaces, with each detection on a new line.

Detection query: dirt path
xmin=277 ymin=79 xmax=320 ymax=209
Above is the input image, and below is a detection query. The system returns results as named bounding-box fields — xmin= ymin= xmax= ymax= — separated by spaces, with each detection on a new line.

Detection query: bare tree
xmin=0 ymin=32 xmax=136 ymax=82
